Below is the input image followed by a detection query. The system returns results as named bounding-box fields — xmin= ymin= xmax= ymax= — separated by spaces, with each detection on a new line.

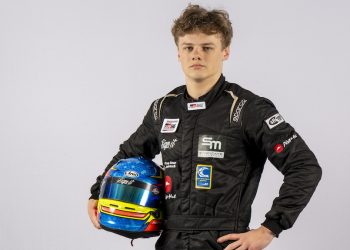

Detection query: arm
xmin=88 ymin=101 xmax=160 ymax=227
xmin=243 ymin=98 xmax=322 ymax=236
xmin=218 ymin=97 xmax=321 ymax=249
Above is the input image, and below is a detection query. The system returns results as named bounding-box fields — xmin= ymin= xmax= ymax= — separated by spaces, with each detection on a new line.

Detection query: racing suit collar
xmin=183 ymin=74 xmax=226 ymax=109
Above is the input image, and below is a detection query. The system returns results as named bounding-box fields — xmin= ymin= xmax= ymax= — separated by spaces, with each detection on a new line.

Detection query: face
xmin=177 ymin=32 xmax=230 ymax=83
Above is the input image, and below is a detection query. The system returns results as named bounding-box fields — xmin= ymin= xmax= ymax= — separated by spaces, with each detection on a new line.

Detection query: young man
xmin=88 ymin=5 xmax=321 ymax=250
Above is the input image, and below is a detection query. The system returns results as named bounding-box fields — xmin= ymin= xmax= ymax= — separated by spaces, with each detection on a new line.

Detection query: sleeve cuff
xmin=89 ymin=194 xmax=99 ymax=200
xmin=261 ymin=219 xmax=284 ymax=238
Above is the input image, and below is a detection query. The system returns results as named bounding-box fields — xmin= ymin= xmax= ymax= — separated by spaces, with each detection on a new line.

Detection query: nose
xmin=192 ymin=47 xmax=202 ymax=61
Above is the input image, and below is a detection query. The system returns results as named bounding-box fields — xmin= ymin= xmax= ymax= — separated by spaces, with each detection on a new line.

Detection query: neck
xmin=185 ymin=73 xmax=222 ymax=100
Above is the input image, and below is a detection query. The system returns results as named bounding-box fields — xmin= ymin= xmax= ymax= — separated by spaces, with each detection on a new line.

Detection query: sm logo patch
xmin=195 ymin=164 xmax=212 ymax=189
xmin=198 ymin=135 xmax=225 ymax=159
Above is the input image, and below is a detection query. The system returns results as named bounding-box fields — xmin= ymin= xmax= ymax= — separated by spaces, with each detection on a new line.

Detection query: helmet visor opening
xmin=100 ymin=177 xmax=162 ymax=208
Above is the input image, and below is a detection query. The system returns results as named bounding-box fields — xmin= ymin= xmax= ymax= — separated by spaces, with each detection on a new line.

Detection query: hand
xmin=87 ymin=199 xmax=101 ymax=229
xmin=217 ymin=226 xmax=275 ymax=250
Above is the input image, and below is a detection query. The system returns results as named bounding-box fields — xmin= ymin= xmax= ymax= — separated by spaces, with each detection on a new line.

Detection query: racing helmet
xmin=98 ymin=157 xmax=164 ymax=239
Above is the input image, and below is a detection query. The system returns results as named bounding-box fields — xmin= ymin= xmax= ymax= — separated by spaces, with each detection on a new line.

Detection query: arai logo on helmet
xmin=124 ymin=170 xmax=139 ymax=178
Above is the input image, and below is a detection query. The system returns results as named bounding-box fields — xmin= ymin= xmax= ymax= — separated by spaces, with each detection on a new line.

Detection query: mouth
xmin=190 ymin=64 xmax=205 ymax=69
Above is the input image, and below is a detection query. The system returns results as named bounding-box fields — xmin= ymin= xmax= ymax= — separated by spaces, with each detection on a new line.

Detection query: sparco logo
xmin=161 ymin=138 xmax=178 ymax=150
xmin=124 ymin=171 xmax=139 ymax=178
xmin=198 ymin=135 xmax=225 ymax=159
xmin=153 ymin=99 xmax=159 ymax=120
xmin=202 ymin=137 xmax=222 ymax=150
xmin=232 ymin=99 xmax=247 ymax=122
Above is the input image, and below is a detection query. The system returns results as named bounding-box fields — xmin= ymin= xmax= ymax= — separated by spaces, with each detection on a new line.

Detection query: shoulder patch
xmin=265 ymin=113 xmax=285 ymax=129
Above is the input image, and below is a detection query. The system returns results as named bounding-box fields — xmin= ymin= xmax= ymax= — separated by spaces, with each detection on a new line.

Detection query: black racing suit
xmin=90 ymin=75 xmax=322 ymax=250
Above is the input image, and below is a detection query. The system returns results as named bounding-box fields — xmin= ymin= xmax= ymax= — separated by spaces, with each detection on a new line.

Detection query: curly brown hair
xmin=171 ymin=4 xmax=233 ymax=49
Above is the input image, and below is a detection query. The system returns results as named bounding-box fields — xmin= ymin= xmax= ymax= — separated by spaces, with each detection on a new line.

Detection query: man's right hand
xmin=87 ymin=199 xmax=101 ymax=229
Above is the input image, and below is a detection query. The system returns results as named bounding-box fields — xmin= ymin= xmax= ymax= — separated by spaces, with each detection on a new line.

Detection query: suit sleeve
xmin=89 ymin=101 xmax=160 ymax=200
xmin=242 ymin=97 xmax=322 ymax=236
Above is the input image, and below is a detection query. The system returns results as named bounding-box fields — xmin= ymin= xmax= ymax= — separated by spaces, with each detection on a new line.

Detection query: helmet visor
xmin=100 ymin=177 xmax=162 ymax=208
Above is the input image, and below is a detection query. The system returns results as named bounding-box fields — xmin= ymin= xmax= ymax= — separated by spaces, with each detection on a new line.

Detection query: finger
xmin=223 ymin=240 xmax=241 ymax=250
xmin=92 ymin=208 xmax=101 ymax=229
xmin=91 ymin=210 xmax=101 ymax=229
xmin=217 ymin=233 xmax=240 ymax=243
xmin=235 ymin=244 xmax=248 ymax=250
xmin=93 ymin=218 xmax=101 ymax=229
xmin=88 ymin=200 xmax=101 ymax=229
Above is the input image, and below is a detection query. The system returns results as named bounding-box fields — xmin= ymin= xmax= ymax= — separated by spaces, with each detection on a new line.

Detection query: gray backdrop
xmin=1 ymin=0 xmax=349 ymax=249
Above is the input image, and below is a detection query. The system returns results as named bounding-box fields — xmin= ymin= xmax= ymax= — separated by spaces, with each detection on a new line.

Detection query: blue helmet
xmin=98 ymin=157 xmax=164 ymax=239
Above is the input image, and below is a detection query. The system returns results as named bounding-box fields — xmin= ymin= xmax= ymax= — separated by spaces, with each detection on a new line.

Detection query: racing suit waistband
xmin=164 ymin=215 xmax=249 ymax=232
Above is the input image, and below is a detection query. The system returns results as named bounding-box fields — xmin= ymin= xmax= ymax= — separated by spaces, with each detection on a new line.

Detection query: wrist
xmin=260 ymin=225 xmax=276 ymax=238
xmin=261 ymin=219 xmax=283 ymax=237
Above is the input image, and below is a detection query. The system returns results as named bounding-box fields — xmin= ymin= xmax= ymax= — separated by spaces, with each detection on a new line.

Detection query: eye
xmin=203 ymin=47 xmax=213 ymax=52
xmin=184 ymin=46 xmax=193 ymax=52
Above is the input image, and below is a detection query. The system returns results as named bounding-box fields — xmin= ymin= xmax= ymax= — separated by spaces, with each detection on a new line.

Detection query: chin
xmin=187 ymin=73 xmax=208 ymax=83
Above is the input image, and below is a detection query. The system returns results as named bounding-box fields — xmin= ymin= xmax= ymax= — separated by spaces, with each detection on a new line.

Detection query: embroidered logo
xmin=283 ymin=134 xmax=298 ymax=147
xmin=232 ymin=99 xmax=247 ymax=122
xmin=165 ymin=194 xmax=177 ymax=200
xmin=198 ymin=135 xmax=225 ymax=159
xmin=165 ymin=175 xmax=172 ymax=193
xmin=161 ymin=118 xmax=180 ymax=133
xmin=195 ymin=164 xmax=212 ymax=189
xmin=153 ymin=99 xmax=159 ymax=121
xmin=274 ymin=144 xmax=284 ymax=154
xmin=265 ymin=113 xmax=285 ymax=129
xmin=274 ymin=134 xmax=298 ymax=154
xmin=164 ymin=161 xmax=177 ymax=169
xmin=187 ymin=101 xmax=206 ymax=111
xmin=161 ymin=138 xmax=178 ymax=150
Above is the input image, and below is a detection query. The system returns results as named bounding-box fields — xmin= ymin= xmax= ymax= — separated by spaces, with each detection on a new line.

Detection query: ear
xmin=222 ymin=46 xmax=230 ymax=61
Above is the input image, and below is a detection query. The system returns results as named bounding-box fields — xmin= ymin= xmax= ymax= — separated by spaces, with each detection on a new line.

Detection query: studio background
xmin=1 ymin=0 xmax=348 ymax=249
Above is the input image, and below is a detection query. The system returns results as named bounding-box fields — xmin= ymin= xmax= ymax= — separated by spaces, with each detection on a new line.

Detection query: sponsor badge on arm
xmin=265 ymin=113 xmax=285 ymax=129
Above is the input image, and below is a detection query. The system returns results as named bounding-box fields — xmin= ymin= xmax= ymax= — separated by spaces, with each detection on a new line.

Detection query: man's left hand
xmin=217 ymin=226 xmax=275 ymax=250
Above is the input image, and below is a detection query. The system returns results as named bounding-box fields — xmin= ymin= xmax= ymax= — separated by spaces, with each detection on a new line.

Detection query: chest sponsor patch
xmin=161 ymin=138 xmax=178 ymax=150
xmin=161 ymin=118 xmax=180 ymax=133
xmin=164 ymin=161 xmax=177 ymax=169
xmin=265 ymin=113 xmax=285 ymax=129
xmin=165 ymin=175 xmax=172 ymax=193
xmin=195 ymin=164 xmax=212 ymax=189
xmin=187 ymin=101 xmax=206 ymax=111
xmin=198 ymin=135 xmax=225 ymax=159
